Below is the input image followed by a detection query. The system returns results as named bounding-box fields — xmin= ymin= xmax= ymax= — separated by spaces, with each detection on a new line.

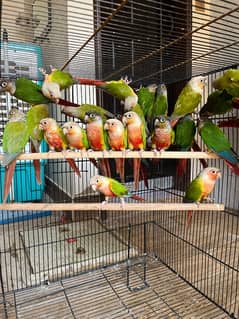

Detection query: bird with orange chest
xmin=122 ymin=111 xmax=146 ymax=191
xmin=183 ymin=167 xmax=221 ymax=227
xmin=104 ymin=118 xmax=127 ymax=182
xmin=39 ymin=118 xmax=81 ymax=176
xmin=90 ymin=175 xmax=144 ymax=209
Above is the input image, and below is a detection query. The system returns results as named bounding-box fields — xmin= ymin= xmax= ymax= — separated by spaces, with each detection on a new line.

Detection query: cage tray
xmin=19 ymin=219 xmax=138 ymax=277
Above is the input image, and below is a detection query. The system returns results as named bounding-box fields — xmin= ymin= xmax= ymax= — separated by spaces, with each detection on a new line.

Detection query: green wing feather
xmin=141 ymin=123 xmax=147 ymax=149
xmin=173 ymin=84 xmax=202 ymax=116
xmin=175 ymin=116 xmax=196 ymax=151
xmin=199 ymin=120 xmax=231 ymax=152
xmin=14 ymin=78 xmax=50 ymax=105
xmin=103 ymin=80 xmax=136 ymax=99
xmin=49 ymin=69 xmax=75 ymax=90
xmin=200 ymin=90 xmax=233 ymax=116
xmin=26 ymin=104 xmax=49 ymax=142
xmin=110 ymin=178 xmax=128 ymax=197
xmin=137 ymin=86 xmax=155 ymax=117
xmin=82 ymin=129 xmax=89 ymax=149
xmin=184 ymin=177 xmax=203 ymax=202
xmin=3 ymin=121 xmax=29 ymax=153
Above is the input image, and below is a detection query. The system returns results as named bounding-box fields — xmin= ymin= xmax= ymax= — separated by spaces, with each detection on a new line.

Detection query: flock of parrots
xmin=0 ymin=67 xmax=239 ymax=224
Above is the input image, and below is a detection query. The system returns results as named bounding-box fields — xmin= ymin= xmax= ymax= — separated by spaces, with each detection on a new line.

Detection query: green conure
xmin=61 ymin=104 xmax=113 ymax=122
xmin=26 ymin=104 xmax=49 ymax=152
xmin=198 ymin=119 xmax=238 ymax=165
xmin=47 ymin=68 xmax=75 ymax=90
xmin=175 ymin=115 xmax=196 ymax=151
xmin=200 ymin=90 xmax=233 ymax=117
xmin=175 ymin=115 xmax=196 ymax=176
xmin=183 ymin=167 xmax=221 ymax=226
xmin=41 ymin=67 xmax=75 ymax=102
xmin=213 ymin=69 xmax=239 ymax=97
xmin=137 ymin=84 xmax=157 ymax=117
xmin=148 ymin=84 xmax=168 ymax=118
xmin=172 ymin=76 xmax=205 ymax=117
xmin=77 ymin=77 xmax=138 ymax=110
xmin=26 ymin=104 xmax=49 ymax=184
xmin=2 ymin=108 xmax=30 ymax=202
xmin=0 ymin=78 xmax=50 ymax=105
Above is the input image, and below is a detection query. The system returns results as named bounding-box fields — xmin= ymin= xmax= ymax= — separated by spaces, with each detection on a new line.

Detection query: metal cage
xmin=0 ymin=0 xmax=239 ymax=318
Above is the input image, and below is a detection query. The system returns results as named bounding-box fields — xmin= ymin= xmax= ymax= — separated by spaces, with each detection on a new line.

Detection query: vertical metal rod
xmin=126 ymin=223 xmax=132 ymax=289
xmin=0 ymin=258 xmax=8 ymax=319
xmin=143 ymin=222 xmax=147 ymax=284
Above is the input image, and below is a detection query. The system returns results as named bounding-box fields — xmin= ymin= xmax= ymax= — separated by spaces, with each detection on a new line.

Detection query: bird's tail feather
xmin=3 ymin=161 xmax=17 ymax=203
xmin=66 ymin=158 xmax=81 ymax=176
xmin=1 ymin=153 xmax=21 ymax=167
xmin=130 ymin=194 xmax=144 ymax=201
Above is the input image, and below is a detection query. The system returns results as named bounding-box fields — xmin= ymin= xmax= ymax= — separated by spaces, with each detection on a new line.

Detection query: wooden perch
xmin=0 ymin=151 xmax=219 ymax=161
xmin=0 ymin=203 xmax=225 ymax=211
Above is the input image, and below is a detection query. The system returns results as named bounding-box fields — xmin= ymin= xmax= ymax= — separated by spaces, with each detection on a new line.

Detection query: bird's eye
xmin=90 ymin=113 xmax=94 ymax=118
xmin=96 ymin=179 xmax=99 ymax=183
xmin=159 ymin=117 xmax=165 ymax=123
xmin=1 ymin=81 xmax=7 ymax=88
xmin=127 ymin=113 xmax=132 ymax=118
xmin=70 ymin=125 xmax=73 ymax=129
xmin=43 ymin=121 xmax=47 ymax=125
xmin=211 ymin=170 xmax=216 ymax=174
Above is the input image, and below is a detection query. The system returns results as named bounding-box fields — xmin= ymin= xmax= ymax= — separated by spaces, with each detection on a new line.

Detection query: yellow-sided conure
xmin=122 ymin=111 xmax=146 ymax=191
xmin=90 ymin=175 xmax=144 ymax=208
xmin=39 ymin=118 xmax=81 ymax=176
xmin=62 ymin=121 xmax=98 ymax=169
xmin=84 ymin=111 xmax=111 ymax=177
xmin=183 ymin=167 xmax=221 ymax=227
xmin=104 ymin=118 xmax=127 ymax=182
xmin=172 ymin=76 xmax=206 ymax=117
xmin=2 ymin=108 xmax=30 ymax=202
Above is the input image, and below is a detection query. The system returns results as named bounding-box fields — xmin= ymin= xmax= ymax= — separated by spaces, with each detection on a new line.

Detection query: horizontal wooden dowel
xmin=0 ymin=151 xmax=219 ymax=161
xmin=0 ymin=203 xmax=225 ymax=211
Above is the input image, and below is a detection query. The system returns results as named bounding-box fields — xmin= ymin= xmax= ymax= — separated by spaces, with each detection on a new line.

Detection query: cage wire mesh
xmin=0 ymin=0 xmax=239 ymax=318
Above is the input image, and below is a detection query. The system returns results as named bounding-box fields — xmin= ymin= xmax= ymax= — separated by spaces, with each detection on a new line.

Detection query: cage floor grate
xmin=2 ymin=259 xmax=230 ymax=319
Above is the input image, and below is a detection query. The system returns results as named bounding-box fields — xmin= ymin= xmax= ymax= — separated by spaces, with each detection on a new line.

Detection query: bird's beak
xmin=122 ymin=116 xmax=127 ymax=126
xmin=104 ymin=122 xmax=109 ymax=130
xmin=84 ymin=114 xmax=89 ymax=123
xmin=218 ymin=171 xmax=222 ymax=178
xmin=91 ymin=184 xmax=97 ymax=192
xmin=39 ymin=123 xmax=43 ymax=130
xmin=62 ymin=127 xmax=67 ymax=135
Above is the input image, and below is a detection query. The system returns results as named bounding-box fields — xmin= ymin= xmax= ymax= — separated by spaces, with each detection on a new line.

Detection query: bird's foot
xmin=139 ymin=149 xmax=144 ymax=158
xmin=204 ymin=197 xmax=215 ymax=203
xmin=152 ymin=148 xmax=159 ymax=157
xmin=120 ymin=198 xmax=125 ymax=210
xmin=195 ymin=201 xmax=200 ymax=208
xmin=102 ymin=150 xmax=109 ymax=158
